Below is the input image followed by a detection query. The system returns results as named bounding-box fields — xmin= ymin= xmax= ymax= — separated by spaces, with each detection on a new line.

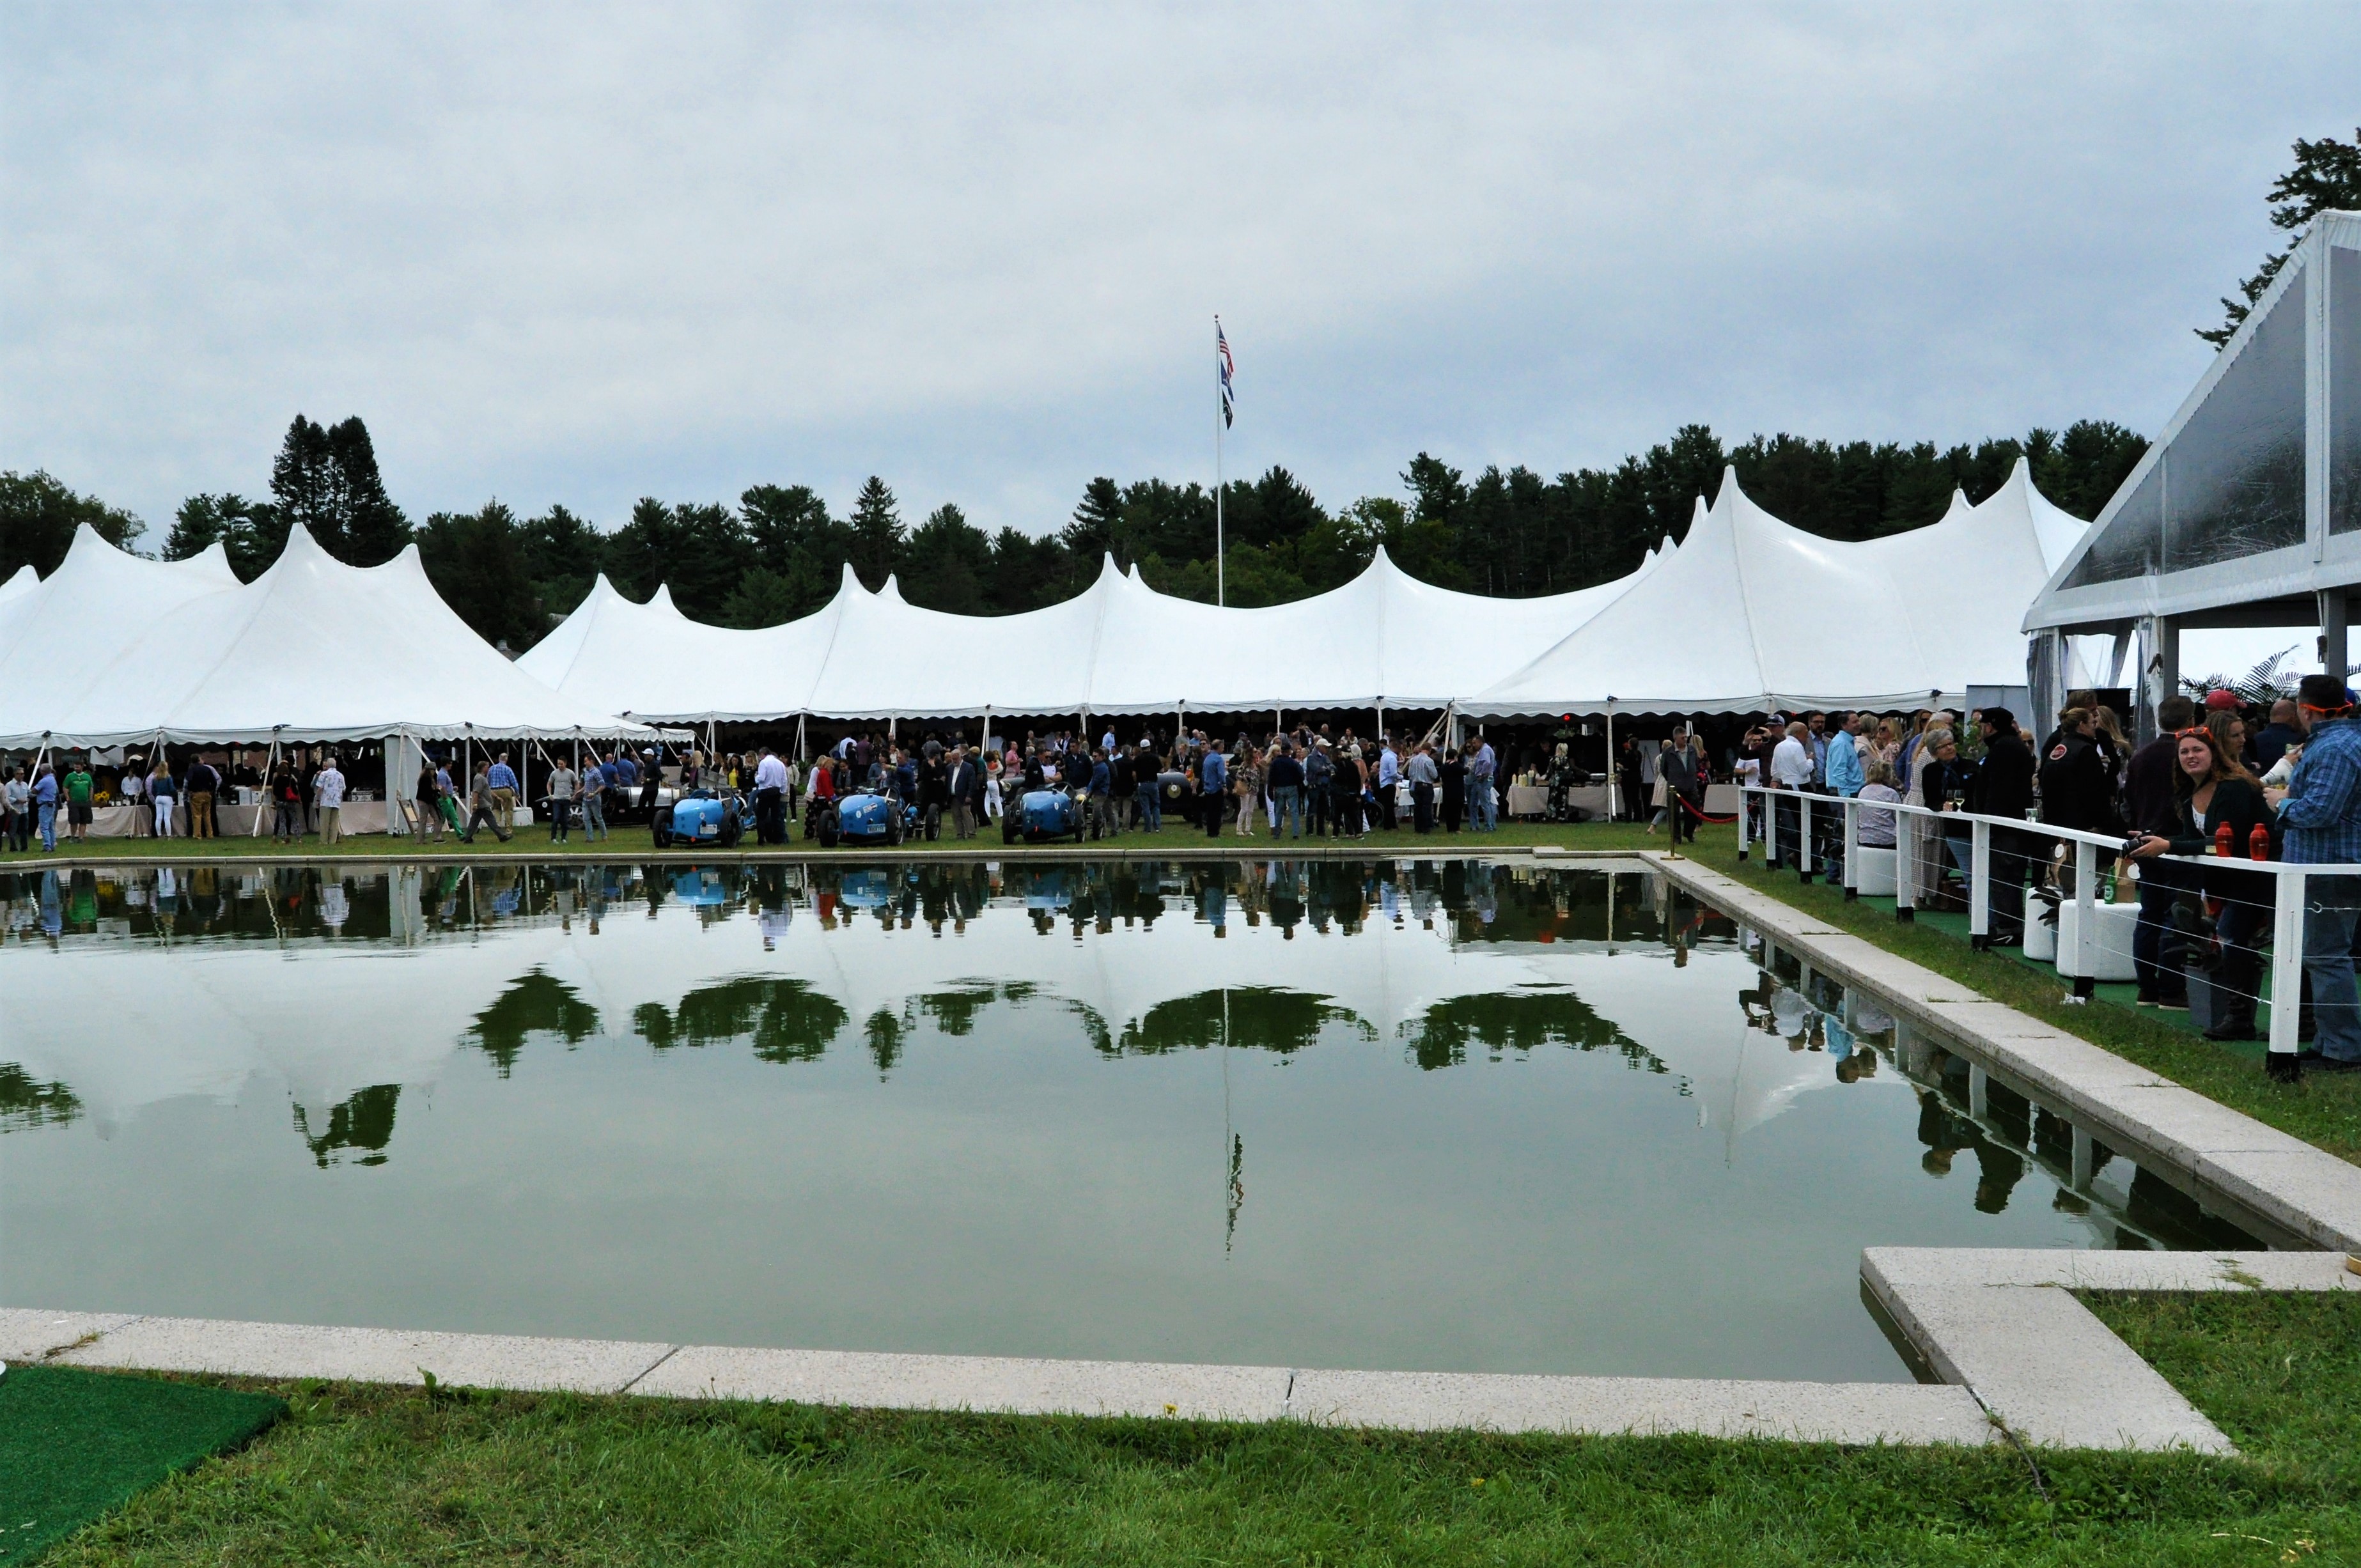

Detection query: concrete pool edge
xmin=1637 ymin=851 xmax=2361 ymax=1255
xmin=10 ymin=1253 xmax=2355 ymax=1451
xmin=0 ymin=1306 xmax=1989 ymax=1447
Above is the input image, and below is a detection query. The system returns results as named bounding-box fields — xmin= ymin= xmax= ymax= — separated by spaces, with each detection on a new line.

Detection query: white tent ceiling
xmin=0 ymin=525 xmax=657 ymax=747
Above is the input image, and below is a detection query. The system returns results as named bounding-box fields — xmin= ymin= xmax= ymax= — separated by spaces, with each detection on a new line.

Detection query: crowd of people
xmin=652 ymin=724 xmax=1516 ymax=846
xmin=1736 ymin=677 xmax=2361 ymax=1075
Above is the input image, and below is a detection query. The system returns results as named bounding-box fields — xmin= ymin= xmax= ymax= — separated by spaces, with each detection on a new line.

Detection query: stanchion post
xmin=2269 ymin=867 xmax=2306 ymax=1063
xmin=1896 ymin=805 xmax=1916 ymax=922
xmin=1798 ymin=793 xmax=1813 ymax=883
xmin=1738 ymin=784 xmax=1751 ymax=858
xmin=1841 ymin=796 xmax=1858 ymax=902
xmin=1968 ymin=818 xmax=1991 ymax=947
xmin=2069 ymin=838 xmax=2097 ymax=1002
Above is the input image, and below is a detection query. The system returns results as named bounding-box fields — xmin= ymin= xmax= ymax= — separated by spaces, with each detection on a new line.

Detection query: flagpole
xmin=1214 ymin=326 xmax=1226 ymax=610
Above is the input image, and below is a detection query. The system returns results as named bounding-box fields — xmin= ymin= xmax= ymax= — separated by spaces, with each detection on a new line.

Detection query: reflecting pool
xmin=0 ymin=859 xmax=2256 ymax=1383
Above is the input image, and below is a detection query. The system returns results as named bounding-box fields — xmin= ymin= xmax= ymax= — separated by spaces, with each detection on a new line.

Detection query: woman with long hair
xmin=2128 ymin=726 xmax=2276 ymax=1041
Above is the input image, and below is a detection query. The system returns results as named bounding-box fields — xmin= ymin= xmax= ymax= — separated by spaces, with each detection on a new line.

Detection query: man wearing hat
xmin=2268 ymin=674 xmax=2361 ymax=1075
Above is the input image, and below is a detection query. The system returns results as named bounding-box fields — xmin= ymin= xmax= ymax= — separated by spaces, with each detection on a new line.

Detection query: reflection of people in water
xmin=1913 ymin=1083 xmax=2026 ymax=1213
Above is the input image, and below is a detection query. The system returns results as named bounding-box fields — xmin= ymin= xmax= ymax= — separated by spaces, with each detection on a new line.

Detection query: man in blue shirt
xmin=33 ymin=764 xmax=59 ymax=852
xmin=1468 ymin=735 xmax=1498 ymax=832
xmin=1375 ymin=740 xmax=1401 ymax=832
xmin=2271 ymin=675 xmax=2361 ymax=1073
xmin=1199 ymin=743 xmax=1227 ymax=838
xmin=485 ymin=752 xmax=520 ymax=835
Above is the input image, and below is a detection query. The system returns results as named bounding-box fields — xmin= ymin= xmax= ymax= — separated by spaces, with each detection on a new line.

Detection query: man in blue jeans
xmin=2270 ymin=674 xmax=2361 ymax=1076
xmin=34 ymin=763 xmax=59 ymax=851
xmin=1199 ymin=742 xmax=1227 ymax=838
xmin=1268 ymin=742 xmax=1304 ymax=839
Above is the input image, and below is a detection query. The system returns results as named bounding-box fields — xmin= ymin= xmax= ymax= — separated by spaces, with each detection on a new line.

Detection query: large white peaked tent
xmin=520 ymin=543 xmax=1672 ymax=722
xmin=0 ymin=525 xmax=657 ymax=747
xmin=1466 ymin=458 xmax=2092 ymax=718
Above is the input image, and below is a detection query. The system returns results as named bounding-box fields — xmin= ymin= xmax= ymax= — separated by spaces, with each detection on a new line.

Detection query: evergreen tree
xmin=415 ymin=501 xmax=542 ymax=649
xmin=269 ymin=414 xmax=337 ymax=552
xmin=2201 ymin=127 xmax=2361 ymax=347
xmin=0 ymin=469 xmax=144 ymax=578
xmin=1061 ymin=476 xmax=1125 ymax=564
xmin=902 ymin=503 xmax=994 ymax=614
xmin=165 ymin=493 xmax=276 ymax=579
xmin=846 ymin=476 xmax=905 ymax=589
xmin=323 ymin=417 xmax=412 ymax=564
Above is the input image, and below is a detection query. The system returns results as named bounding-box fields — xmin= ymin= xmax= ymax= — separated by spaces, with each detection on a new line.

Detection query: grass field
xmin=24 ymin=1291 xmax=2358 ymax=1566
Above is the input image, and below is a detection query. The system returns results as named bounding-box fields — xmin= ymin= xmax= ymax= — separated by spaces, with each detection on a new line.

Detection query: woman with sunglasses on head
xmin=2126 ymin=726 xmax=2276 ymax=1042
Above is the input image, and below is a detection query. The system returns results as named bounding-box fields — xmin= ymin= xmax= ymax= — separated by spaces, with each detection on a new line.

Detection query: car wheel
xmin=651 ymin=807 xmax=674 ymax=850
xmin=818 ymin=811 xmax=840 ymax=848
xmin=719 ymin=814 xmax=742 ymax=849
xmin=1002 ymin=814 xmax=1019 ymax=844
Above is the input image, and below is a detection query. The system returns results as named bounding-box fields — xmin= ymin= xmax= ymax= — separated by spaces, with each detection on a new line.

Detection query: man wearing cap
xmin=2267 ymin=674 xmax=2361 ymax=1074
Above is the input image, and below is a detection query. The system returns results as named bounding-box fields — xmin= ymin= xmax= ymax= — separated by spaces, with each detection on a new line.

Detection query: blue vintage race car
xmin=816 ymin=788 xmax=917 ymax=848
xmin=652 ymin=788 xmax=753 ymax=850
xmin=1002 ymin=788 xmax=1085 ymax=844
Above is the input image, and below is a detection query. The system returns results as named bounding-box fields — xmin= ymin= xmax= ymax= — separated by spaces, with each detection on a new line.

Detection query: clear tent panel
xmin=2335 ymin=242 xmax=2361 ymax=536
xmin=2061 ymin=457 xmax=2162 ymax=587
xmin=2162 ymin=261 xmax=2309 ymax=572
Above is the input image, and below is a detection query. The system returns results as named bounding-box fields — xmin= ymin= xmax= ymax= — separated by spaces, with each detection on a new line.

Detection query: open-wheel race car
xmin=1002 ymin=788 xmax=1085 ymax=845
xmin=811 ymin=788 xmax=921 ymax=848
xmin=651 ymin=787 xmax=754 ymax=850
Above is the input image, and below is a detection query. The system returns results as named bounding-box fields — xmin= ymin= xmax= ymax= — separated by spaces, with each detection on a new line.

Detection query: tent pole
xmin=1605 ymin=702 xmax=1616 ymax=821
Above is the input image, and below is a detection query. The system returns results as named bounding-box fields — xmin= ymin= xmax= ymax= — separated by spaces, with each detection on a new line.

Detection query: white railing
xmin=1734 ymin=781 xmax=2361 ymax=1062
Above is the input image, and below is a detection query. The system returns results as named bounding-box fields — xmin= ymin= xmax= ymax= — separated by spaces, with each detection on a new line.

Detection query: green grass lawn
xmin=0 ymin=816 xmax=1686 ymax=864
xmin=29 ymin=1291 xmax=2360 ymax=1566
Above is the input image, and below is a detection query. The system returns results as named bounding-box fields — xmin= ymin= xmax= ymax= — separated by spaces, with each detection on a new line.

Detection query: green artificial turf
xmin=27 ymin=1294 xmax=2361 ymax=1566
xmin=0 ymin=1364 xmax=282 ymax=1564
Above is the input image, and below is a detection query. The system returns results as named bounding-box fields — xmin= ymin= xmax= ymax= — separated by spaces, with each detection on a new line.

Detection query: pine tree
xmin=166 ymin=493 xmax=276 ymax=579
xmin=323 ymin=417 xmax=412 ymax=564
xmin=2201 ymin=127 xmax=2361 ymax=347
xmin=846 ymin=476 xmax=904 ymax=589
xmin=269 ymin=415 xmax=336 ymax=554
xmin=1061 ymin=476 xmax=1125 ymax=563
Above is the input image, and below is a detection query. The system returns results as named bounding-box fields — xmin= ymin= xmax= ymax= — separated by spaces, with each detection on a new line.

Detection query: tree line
xmin=0 ymin=413 xmax=2147 ymax=653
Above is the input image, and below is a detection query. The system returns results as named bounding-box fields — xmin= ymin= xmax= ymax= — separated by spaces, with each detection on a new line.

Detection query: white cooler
xmin=1852 ymin=846 xmax=1897 ymax=897
xmin=2054 ymin=899 xmax=2138 ymax=982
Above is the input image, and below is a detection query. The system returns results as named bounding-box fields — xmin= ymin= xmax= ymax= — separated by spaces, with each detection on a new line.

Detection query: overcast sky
xmin=4 ymin=2 xmax=2357 ymax=547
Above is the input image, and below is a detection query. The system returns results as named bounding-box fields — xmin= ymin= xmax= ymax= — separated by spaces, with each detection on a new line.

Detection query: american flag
xmin=1216 ymin=317 xmax=1235 ymax=429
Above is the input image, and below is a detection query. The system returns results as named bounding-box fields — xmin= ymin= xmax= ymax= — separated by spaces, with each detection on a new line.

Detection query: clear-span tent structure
xmin=2024 ymin=210 xmax=2361 ymax=726
xmin=1463 ymin=458 xmax=2096 ymax=719
xmin=0 ymin=524 xmax=658 ymax=750
xmin=519 ymin=543 xmax=1676 ymax=724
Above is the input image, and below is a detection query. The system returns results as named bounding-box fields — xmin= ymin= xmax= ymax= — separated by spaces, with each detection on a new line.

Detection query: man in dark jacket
xmin=1971 ymin=709 xmax=2038 ymax=945
xmin=919 ymin=750 xmax=950 ymax=841
xmin=2252 ymin=699 xmax=2302 ymax=775
xmin=2124 ymin=695 xmax=2198 ymax=1005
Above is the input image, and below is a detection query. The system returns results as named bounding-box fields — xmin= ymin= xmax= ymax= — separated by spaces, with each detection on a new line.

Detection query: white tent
xmin=0 ymin=525 xmax=657 ymax=748
xmin=519 ymin=542 xmax=1669 ymax=723
xmin=1465 ymin=459 xmax=2094 ymax=718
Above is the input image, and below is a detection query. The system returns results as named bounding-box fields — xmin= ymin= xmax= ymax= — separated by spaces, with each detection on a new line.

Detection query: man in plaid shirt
xmin=2270 ymin=674 xmax=2361 ymax=1072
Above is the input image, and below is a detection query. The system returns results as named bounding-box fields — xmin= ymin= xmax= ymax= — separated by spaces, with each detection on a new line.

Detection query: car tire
xmin=1002 ymin=814 xmax=1020 ymax=845
xmin=719 ymin=814 xmax=742 ymax=849
xmin=651 ymin=807 xmax=674 ymax=850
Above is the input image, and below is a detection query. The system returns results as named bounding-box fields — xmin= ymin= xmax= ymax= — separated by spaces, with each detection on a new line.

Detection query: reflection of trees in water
xmin=1398 ymin=990 xmax=1658 ymax=1073
xmin=0 ymin=1062 xmax=82 ymax=1130
xmin=916 ymin=984 xmax=1000 ymax=1037
xmin=468 ymin=970 xmax=602 ymax=1075
xmin=632 ymin=977 xmax=850 ymax=1064
xmin=1113 ymin=988 xmax=1374 ymax=1058
xmin=293 ymin=1083 xmax=399 ymax=1168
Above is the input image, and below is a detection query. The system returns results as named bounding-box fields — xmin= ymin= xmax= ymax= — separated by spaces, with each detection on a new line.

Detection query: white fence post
xmin=1841 ymin=796 xmax=1859 ymax=902
xmin=1798 ymin=793 xmax=1813 ymax=882
xmin=1968 ymin=818 xmax=1990 ymax=945
xmin=1896 ymin=807 xmax=1916 ymax=922
xmin=1738 ymin=784 xmax=1752 ymax=858
xmin=2268 ymin=867 xmax=2307 ymax=1067
xmin=2069 ymin=838 xmax=2097 ymax=1001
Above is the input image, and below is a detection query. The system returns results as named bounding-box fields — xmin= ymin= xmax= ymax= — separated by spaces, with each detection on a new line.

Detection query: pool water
xmin=0 ymin=859 xmax=2256 ymax=1383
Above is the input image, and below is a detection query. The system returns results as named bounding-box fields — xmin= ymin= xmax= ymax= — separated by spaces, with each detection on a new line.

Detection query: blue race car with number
xmin=1002 ymin=788 xmax=1084 ymax=844
xmin=819 ymin=788 xmax=917 ymax=848
xmin=652 ymin=788 xmax=752 ymax=850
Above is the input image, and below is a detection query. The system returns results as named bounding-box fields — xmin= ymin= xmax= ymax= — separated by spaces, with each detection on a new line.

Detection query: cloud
xmin=4 ymin=1 xmax=2356 ymax=535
